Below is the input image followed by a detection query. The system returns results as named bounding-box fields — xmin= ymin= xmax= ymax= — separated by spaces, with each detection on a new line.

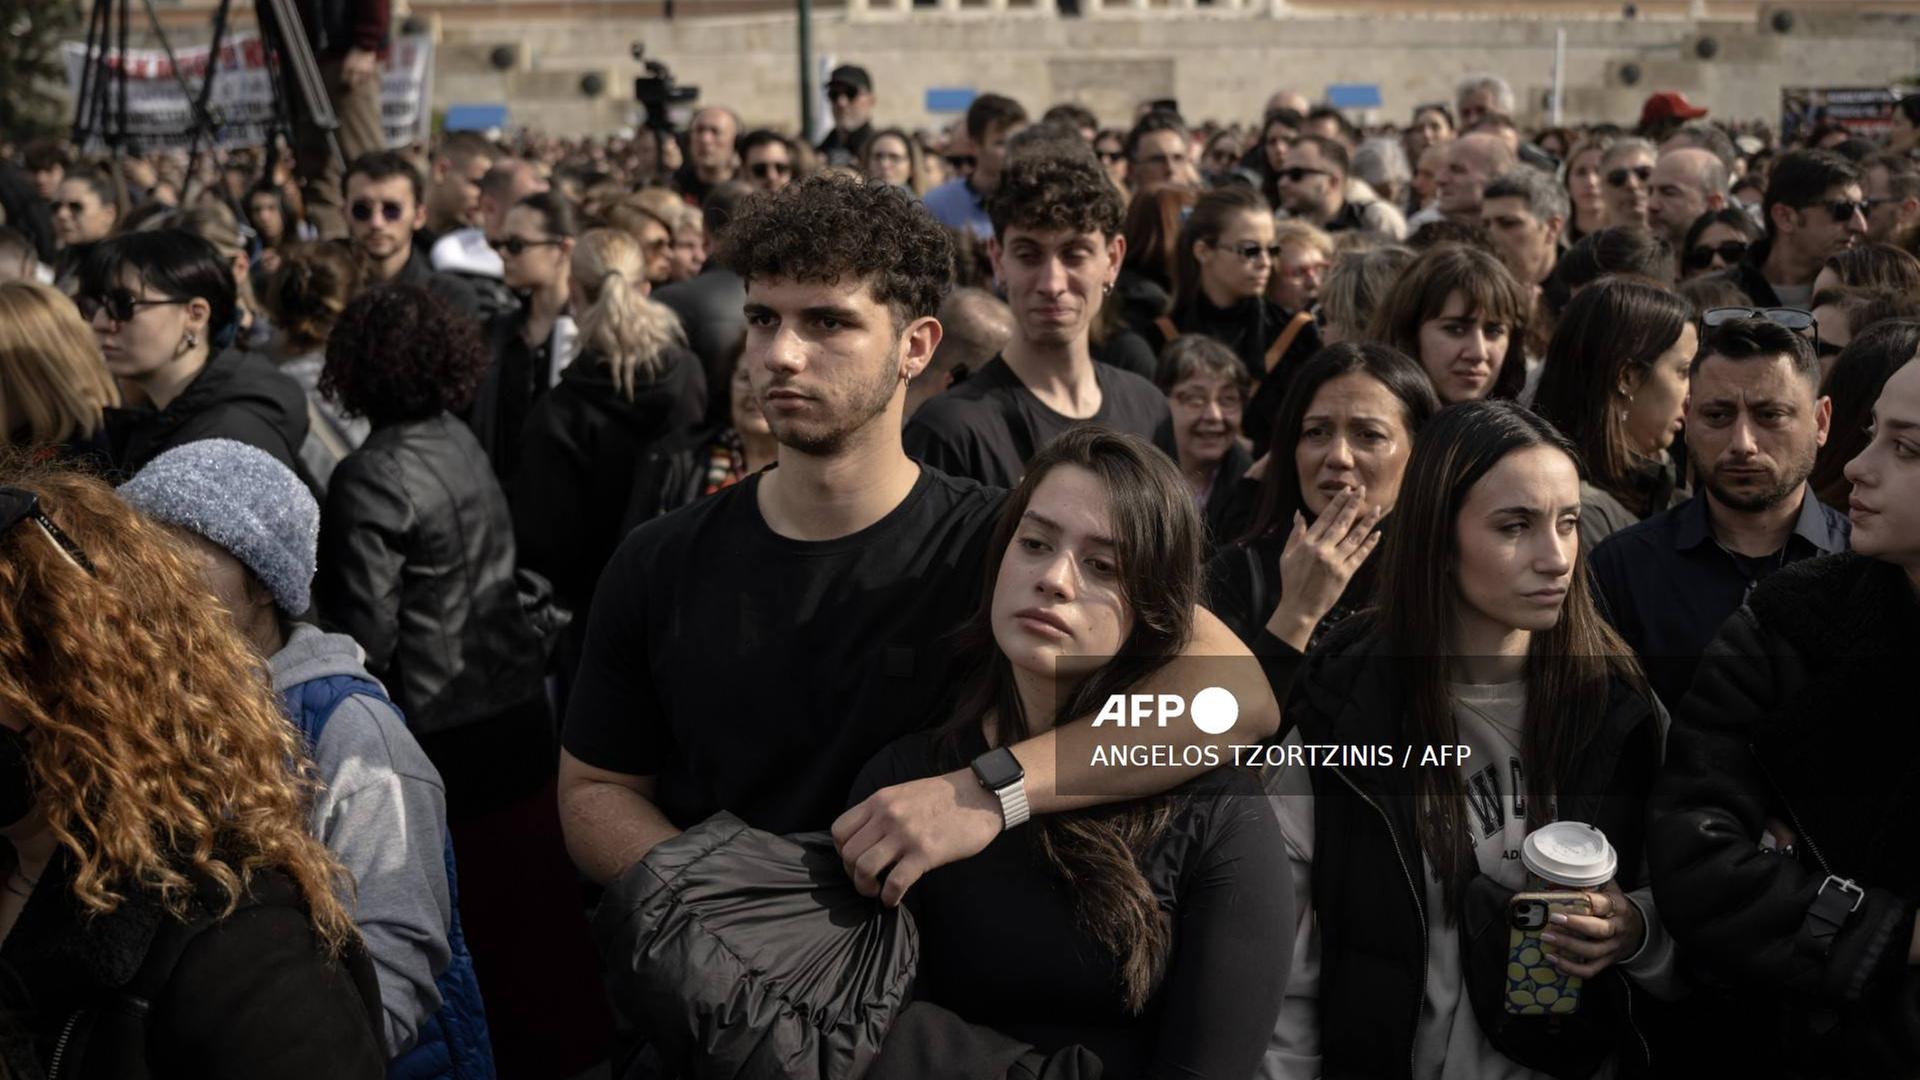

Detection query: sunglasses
xmin=1702 ymin=306 xmax=1816 ymax=333
xmin=52 ymin=200 xmax=90 ymax=217
xmin=1813 ymin=199 xmax=1870 ymax=224
xmin=1605 ymin=165 xmax=1653 ymax=188
xmin=75 ymin=288 xmax=189 ymax=324
xmin=1685 ymin=240 xmax=1750 ymax=270
xmin=750 ymin=161 xmax=793 ymax=179
xmin=1096 ymin=150 xmax=1125 ymax=164
xmin=827 ymin=86 xmax=860 ymax=103
xmin=488 ymin=236 xmax=563 ymax=256
xmin=1277 ymin=166 xmax=1331 ymax=183
xmin=945 ymin=155 xmax=976 ymax=171
xmin=0 ymin=487 xmax=97 ymax=577
xmin=350 ymin=199 xmax=408 ymax=223
xmin=1232 ymin=242 xmax=1284 ymax=262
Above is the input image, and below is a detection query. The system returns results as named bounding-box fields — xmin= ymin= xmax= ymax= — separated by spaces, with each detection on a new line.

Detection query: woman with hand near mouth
xmin=850 ymin=427 xmax=1291 ymax=1079
xmin=1530 ymin=277 xmax=1696 ymax=550
xmin=1369 ymin=243 xmax=1530 ymax=406
xmin=1647 ymin=346 xmax=1920 ymax=1078
xmin=1267 ymin=400 xmax=1674 ymax=1080
xmin=1205 ymin=343 xmax=1439 ymax=682
xmin=1156 ymin=336 xmax=1253 ymax=547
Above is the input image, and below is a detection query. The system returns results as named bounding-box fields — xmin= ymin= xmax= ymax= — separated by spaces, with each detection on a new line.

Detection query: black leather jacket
xmin=315 ymin=413 xmax=548 ymax=737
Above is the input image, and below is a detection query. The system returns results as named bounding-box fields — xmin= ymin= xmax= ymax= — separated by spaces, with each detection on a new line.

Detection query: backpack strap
xmin=1265 ymin=311 xmax=1315 ymax=375
xmin=282 ymin=673 xmax=393 ymax=750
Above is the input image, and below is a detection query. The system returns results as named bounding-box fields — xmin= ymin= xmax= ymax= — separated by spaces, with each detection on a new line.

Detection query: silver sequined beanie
xmin=118 ymin=439 xmax=319 ymax=615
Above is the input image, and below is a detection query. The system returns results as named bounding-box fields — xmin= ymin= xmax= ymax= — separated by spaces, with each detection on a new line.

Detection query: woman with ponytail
xmin=267 ymin=241 xmax=367 ymax=490
xmin=847 ymin=426 xmax=1291 ymax=1079
xmin=510 ymin=227 xmax=703 ymax=651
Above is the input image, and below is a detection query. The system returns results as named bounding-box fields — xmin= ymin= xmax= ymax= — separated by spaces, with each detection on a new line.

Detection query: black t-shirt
xmin=561 ymin=465 xmax=1005 ymax=834
xmin=902 ymin=356 xmax=1176 ymax=489
xmin=848 ymin=727 xmax=1291 ymax=1080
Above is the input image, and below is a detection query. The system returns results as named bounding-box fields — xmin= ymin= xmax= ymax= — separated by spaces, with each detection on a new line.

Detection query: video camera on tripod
xmin=632 ymin=43 xmax=698 ymax=132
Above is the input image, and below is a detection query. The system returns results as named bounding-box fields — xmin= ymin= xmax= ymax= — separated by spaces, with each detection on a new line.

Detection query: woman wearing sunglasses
xmin=80 ymin=229 xmax=312 ymax=482
xmin=473 ymin=191 xmax=578 ymax=479
xmin=1599 ymin=138 xmax=1657 ymax=231
xmin=1164 ymin=187 xmax=1291 ymax=392
xmin=1680 ymin=208 xmax=1762 ymax=280
xmin=0 ymin=464 xmax=386 ymax=1078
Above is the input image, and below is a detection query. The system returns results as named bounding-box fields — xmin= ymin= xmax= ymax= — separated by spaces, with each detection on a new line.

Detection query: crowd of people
xmin=2 ymin=37 xmax=1920 ymax=1079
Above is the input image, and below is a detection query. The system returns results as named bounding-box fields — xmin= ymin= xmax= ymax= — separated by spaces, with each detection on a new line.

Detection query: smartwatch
xmin=971 ymin=746 xmax=1030 ymax=830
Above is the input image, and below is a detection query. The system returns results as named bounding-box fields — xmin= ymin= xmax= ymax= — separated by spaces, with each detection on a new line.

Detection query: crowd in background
xmin=2 ymin=38 xmax=1920 ymax=1080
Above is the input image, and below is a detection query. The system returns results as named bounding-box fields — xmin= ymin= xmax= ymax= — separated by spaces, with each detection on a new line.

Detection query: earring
xmin=1102 ymin=282 xmax=1114 ymax=297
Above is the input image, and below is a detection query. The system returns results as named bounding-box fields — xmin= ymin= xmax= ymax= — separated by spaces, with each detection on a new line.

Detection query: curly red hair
xmin=0 ymin=455 xmax=354 ymax=950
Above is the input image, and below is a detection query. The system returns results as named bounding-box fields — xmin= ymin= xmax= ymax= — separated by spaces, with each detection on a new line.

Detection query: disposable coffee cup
xmin=1520 ymin=822 xmax=1617 ymax=890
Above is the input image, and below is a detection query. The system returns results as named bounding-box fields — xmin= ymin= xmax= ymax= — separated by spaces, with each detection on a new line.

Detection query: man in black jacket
xmin=817 ymin=65 xmax=875 ymax=168
xmin=1726 ymin=149 xmax=1868 ymax=309
xmin=343 ymin=152 xmax=480 ymax=320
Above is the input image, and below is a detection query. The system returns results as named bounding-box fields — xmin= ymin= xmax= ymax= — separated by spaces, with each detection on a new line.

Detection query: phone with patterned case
xmin=1504 ymin=892 xmax=1591 ymax=1016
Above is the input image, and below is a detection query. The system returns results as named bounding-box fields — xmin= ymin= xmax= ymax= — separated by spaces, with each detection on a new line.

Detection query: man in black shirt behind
xmin=559 ymin=174 xmax=1273 ymax=913
xmin=905 ymin=138 xmax=1174 ymax=488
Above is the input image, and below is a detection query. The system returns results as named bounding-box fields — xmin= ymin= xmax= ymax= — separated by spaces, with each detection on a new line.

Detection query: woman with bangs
xmin=849 ymin=427 xmax=1291 ymax=1079
xmin=0 ymin=281 xmax=118 ymax=466
xmin=1368 ymin=243 xmax=1531 ymax=405
xmin=0 ymin=460 xmax=384 ymax=1077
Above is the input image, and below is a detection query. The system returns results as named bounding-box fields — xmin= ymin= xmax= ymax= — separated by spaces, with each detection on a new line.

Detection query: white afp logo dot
xmin=1189 ymin=686 xmax=1238 ymax=735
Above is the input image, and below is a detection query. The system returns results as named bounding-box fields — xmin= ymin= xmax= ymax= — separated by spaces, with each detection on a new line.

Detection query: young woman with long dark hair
xmin=1267 ymin=400 xmax=1675 ymax=1079
xmin=1165 ymin=186 xmax=1290 ymax=385
xmin=1205 ymin=343 xmax=1439 ymax=663
xmin=1368 ymin=243 xmax=1530 ymax=405
xmin=1529 ymin=276 xmax=1697 ymax=548
xmin=850 ymin=427 xmax=1290 ymax=1079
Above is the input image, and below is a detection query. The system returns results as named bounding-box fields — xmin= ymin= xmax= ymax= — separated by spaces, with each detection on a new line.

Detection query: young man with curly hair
xmin=906 ymin=138 xmax=1174 ymax=489
xmin=558 ymin=175 xmax=1275 ymax=921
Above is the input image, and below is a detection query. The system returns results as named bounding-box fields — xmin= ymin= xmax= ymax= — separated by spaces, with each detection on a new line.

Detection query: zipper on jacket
xmin=1332 ymin=765 xmax=1427 ymax=1079
xmin=1751 ymin=748 xmax=1836 ymax=877
xmin=46 ymin=1010 xmax=79 ymax=1080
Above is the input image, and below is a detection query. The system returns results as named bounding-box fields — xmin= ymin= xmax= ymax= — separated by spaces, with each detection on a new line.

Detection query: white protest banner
xmin=63 ymin=31 xmax=433 ymax=151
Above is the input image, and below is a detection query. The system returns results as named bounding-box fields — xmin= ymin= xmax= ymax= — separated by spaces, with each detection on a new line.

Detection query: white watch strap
xmin=994 ymin=778 xmax=1030 ymax=830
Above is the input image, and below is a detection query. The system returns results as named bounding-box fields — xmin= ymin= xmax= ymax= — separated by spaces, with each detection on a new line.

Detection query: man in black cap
xmin=818 ymin=65 xmax=876 ymax=168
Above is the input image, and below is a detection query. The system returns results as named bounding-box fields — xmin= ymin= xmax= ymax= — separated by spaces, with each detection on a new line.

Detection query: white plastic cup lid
xmin=1521 ymin=822 xmax=1618 ymax=888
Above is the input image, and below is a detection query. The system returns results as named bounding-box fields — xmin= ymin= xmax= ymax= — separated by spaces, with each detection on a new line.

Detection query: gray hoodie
xmin=271 ymin=622 xmax=452 ymax=1057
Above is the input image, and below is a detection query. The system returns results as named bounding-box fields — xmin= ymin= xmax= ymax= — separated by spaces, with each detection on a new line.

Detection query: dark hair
xmin=321 ymin=284 xmax=488 ymax=425
xmin=437 ymin=131 xmax=497 ymax=170
xmin=1121 ymin=187 xmax=1198 ymax=293
xmin=1125 ymin=110 xmax=1189 ymax=163
xmin=1041 ymin=103 xmax=1099 ymax=134
xmin=76 ymin=229 xmax=236 ymax=341
xmin=1531 ymin=277 xmax=1693 ymax=516
xmin=701 ymin=180 xmax=757 ymax=243
xmin=511 ymin=190 xmax=580 ymax=239
xmin=1821 ymin=243 xmax=1920 ymax=295
xmin=1367 ymin=243 xmax=1530 ymax=401
xmin=739 ymin=129 xmax=792 ymax=159
xmin=1406 ymin=219 xmax=1494 ymax=254
xmin=937 ymin=425 xmax=1202 ymax=1015
xmin=988 ymin=142 xmax=1125 ymax=242
xmin=716 ymin=174 xmax=953 ymax=329
xmin=1551 ymin=225 xmax=1676 ymax=305
xmin=1289 ymin=135 xmax=1349 ymax=177
xmin=244 ymin=181 xmax=297 ymax=249
xmin=23 ymin=140 xmax=70 ymax=173
xmin=268 ymin=241 xmax=361 ymax=353
xmin=1676 ymin=271 xmax=1755 ymax=316
xmin=1867 ymin=152 xmax=1920 ymax=201
xmin=1171 ymin=185 xmax=1268 ymax=314
xmin=342 ymin=150 xmax=425 ymax=205
xmin=1681 ymin=207 xmax=1762 ymax=260
xmin=1244 ymin=342 xmax=1441 ymax=542
xmin=1831 ymin=139 xmax=1879 ymax=164
xmin=61 ymin=168 xmax=117 ymax=208
xmin=1762 ymin=149 xmax=1861 ymax=239
xmin=1304 ymin=106 xmax=1359 ymax=145
xmin=966 ymin=93 xmax=1029 ymax=144
xmin=1812 ymin=317 xmax=1920 ymax=508
xmin=1898 ymin=94 xmax=1920 ymax=129
xmin=1411 ymin=102 xmax=1455 ymax=132
xmin=1375 ymin=399 xmax=1647 ymax=920
xmin=1692 ymin=316 xmax=1820 ymax=386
